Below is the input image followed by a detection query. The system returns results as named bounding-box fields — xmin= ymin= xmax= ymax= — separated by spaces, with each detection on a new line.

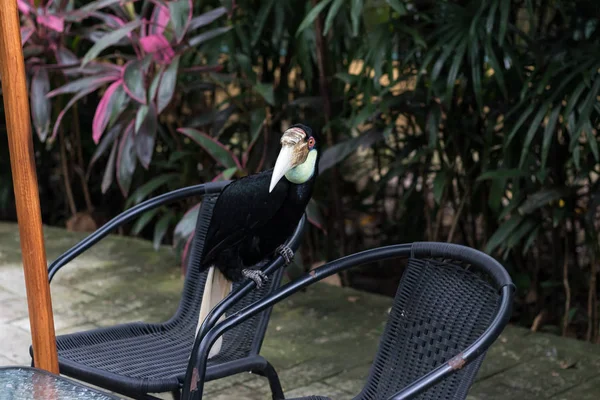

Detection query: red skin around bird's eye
xmin=308 ymin=137 xmax=315 ymax=148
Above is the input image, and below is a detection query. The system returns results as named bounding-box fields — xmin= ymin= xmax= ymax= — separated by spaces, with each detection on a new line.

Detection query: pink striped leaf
xmin=92 ymin=79 xmax=124 ymax=144
xmin=211 ymin=167 xmax=237 ymax=182
xmin=188 ymin=26 xmax=232 ymax=47
xmin=101 ymin=139 xmax=118 ymax=194
xmin=21 ymin=26 xmax=34 ymax=45
xmin=175 ymin=203 xmax=200 ymax=236
xmin=108 ymin=85 xmax=129 ymax=128
xmin=134 ymin=104 xmax=158 ymax=169
xmin=81 ymin=19 xmax=142 ymax=66
xmin=168 ymin=0 xmax=192 ymax=43
xmin=17 ymin=0 xmax=32 ymax=15
xmin=49 ymin=76 xmax=118 ymax=141
xmin=47 ymin=75 xmax=116 ymax=97
xmin=180 ymin=233 xmax=194 ymax=273
xmin=30 ymin=67 xmax=51 ymax=142
xmin=66 ymin=0 xmax=122 ymax=21
xmin=174 ymin=202 xmax=201 ymax=271
xmin=156 ymin=54 xmax=180 ymax=113
xmin=76 ymin=62 xmax=123 ymax=77
xmin=306 ymin=198 xmax=326 ymax=232
xmin=89 ymin=121 xmax=123 ymax=177
xmin=174 ymin=203 xmax=200 ymax=248
xmin=177 ymin=128 xmax=241 ymax=169
xmin=36 ymin=14 xmax=65 ymax=32
xmin=116 ymin=121 xmax=136 ymax=196
xmin=149 ymin=4 xmax=170 ymax=36
xmin=140 ymin=34 xmax=175 ymax=64
xmin=188 ymin=7 xmax=227 ymax=31
xmin=54 ymin=46 xmax=79 ymax=68
xmin=148 ymin=66 xmax=163 ymax=103
xmin=153 ymin=211 xmax=176 ymax=250
xmin=122 ymin=58 xmax=149 ymax=104
xmin=89 ymin=12 xmax=126 ymax=29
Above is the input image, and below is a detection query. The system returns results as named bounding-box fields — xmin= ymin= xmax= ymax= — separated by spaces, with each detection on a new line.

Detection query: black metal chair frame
xmin=186 ymin=242 xmax=515 ymax=400
xmin=32 ymin=181 xmax=307 ymax=400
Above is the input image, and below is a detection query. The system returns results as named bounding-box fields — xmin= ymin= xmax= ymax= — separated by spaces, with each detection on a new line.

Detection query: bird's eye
xmin=308 ymin=137 xmax=315 ymax=148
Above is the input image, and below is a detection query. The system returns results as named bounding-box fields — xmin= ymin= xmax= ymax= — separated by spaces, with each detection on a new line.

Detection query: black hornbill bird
xmin=197 ymin=124 xmax=320 ymax=356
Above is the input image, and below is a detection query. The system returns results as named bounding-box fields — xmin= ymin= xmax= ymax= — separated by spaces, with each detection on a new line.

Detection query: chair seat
xmin=30 ymin=319 xmax=267 ymax=395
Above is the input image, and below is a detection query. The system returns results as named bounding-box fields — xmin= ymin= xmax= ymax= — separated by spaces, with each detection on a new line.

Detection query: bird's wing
xmin=202 ymin=170 xmax=288 ymax=265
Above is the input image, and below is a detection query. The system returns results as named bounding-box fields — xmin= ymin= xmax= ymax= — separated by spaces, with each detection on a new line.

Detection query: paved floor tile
xmin=0 ymin=264 xmax=28 ymax=298
xmin=0 ymin=354 xmax=16 ymax=366
xmin=550 ymin=375 xmax=600 ymax=400
xmin=11 ymin=312 xmax=90 ymax=333
xmin=0 ymin=297 xmax=29 ymax=323
xmin=0 ymin=324 xmax=34 ymax=364
xmin=323 ymin=363 xmax=371 ymax=396
xmin=0 ymin=286 xmax=18 ymax=302
xmin=283 ymin=381 xmax=353 ymax=398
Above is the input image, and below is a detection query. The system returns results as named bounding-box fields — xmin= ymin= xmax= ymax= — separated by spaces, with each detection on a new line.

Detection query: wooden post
xmin=0 ymin=0 xmax=59 ymax=373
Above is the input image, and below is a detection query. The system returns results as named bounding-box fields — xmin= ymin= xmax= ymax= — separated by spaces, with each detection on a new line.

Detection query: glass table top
xmin=0 ymin=366 xmax=121 ymax=399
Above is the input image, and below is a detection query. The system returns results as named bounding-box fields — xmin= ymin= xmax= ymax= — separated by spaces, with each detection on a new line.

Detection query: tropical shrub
xmin=1 ymin=0 xmax=599 ymax=342
xmin=13 ymin=0 xmax=234 ymax=243
xmin=304 ymin=0 xmax=600 ymax=342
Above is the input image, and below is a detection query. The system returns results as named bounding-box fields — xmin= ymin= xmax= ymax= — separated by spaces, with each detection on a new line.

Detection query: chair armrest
xmin=386 ymin=284 xmax=515 ymax=400
xmin=48 ymin=181 xmax=230 ymax=283
xmin=183 ymin=244 xmax=414 ymax=400
xmin=181 ymin=214 xmax=307 ymax=394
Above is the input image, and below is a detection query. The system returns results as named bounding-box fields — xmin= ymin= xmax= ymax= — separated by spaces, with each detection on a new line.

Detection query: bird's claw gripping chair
xmin=189 ymin=242 xmax=515 ymax=400
xmin=29 ymin=181 xmax=307 ymax=400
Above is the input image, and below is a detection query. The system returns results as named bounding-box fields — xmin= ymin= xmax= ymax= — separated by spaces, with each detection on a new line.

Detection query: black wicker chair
xmin=29 ymin=181 xmax=307 ymax=400
xmin=187 ymin=242 xmax=515 ymax=400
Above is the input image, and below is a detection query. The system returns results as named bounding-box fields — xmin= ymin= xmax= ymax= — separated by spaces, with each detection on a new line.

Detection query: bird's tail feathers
xmin=196 ymin=265 xmax=233 ymax=359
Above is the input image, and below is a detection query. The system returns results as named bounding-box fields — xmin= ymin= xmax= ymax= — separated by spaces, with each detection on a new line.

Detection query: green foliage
xmin=2 ymin=0 xmax=600 ymax=341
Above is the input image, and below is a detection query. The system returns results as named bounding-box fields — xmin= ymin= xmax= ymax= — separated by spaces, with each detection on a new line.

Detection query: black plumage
xmin=201 ymin=124 xmax=320 ymax=284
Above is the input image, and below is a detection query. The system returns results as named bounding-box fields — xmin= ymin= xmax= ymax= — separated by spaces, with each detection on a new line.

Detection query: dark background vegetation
xmin=1 ymin=0 xmax=600 ymax=344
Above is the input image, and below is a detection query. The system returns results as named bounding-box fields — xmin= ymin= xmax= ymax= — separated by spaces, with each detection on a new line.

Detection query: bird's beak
xmin=269 ymin=128 xmax=309 ymax=192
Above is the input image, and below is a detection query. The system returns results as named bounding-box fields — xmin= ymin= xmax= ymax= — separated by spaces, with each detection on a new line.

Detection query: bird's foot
xmin=276 ymin=244 xmax=294 ymax=265
xmin=242 ymin=269 xmax=269 ymax=289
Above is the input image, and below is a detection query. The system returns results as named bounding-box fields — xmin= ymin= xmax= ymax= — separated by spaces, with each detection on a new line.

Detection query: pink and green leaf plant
xmin=39 ymin=0 xmax=230 ymax=196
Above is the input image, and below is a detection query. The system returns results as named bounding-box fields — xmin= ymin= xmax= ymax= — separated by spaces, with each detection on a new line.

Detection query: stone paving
xmin=1 ymin=221 xmax=600 ymax=399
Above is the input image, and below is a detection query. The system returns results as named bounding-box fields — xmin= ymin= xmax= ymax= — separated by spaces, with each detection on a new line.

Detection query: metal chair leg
xmin=256 ymin=361 xmax=285 ymax=400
